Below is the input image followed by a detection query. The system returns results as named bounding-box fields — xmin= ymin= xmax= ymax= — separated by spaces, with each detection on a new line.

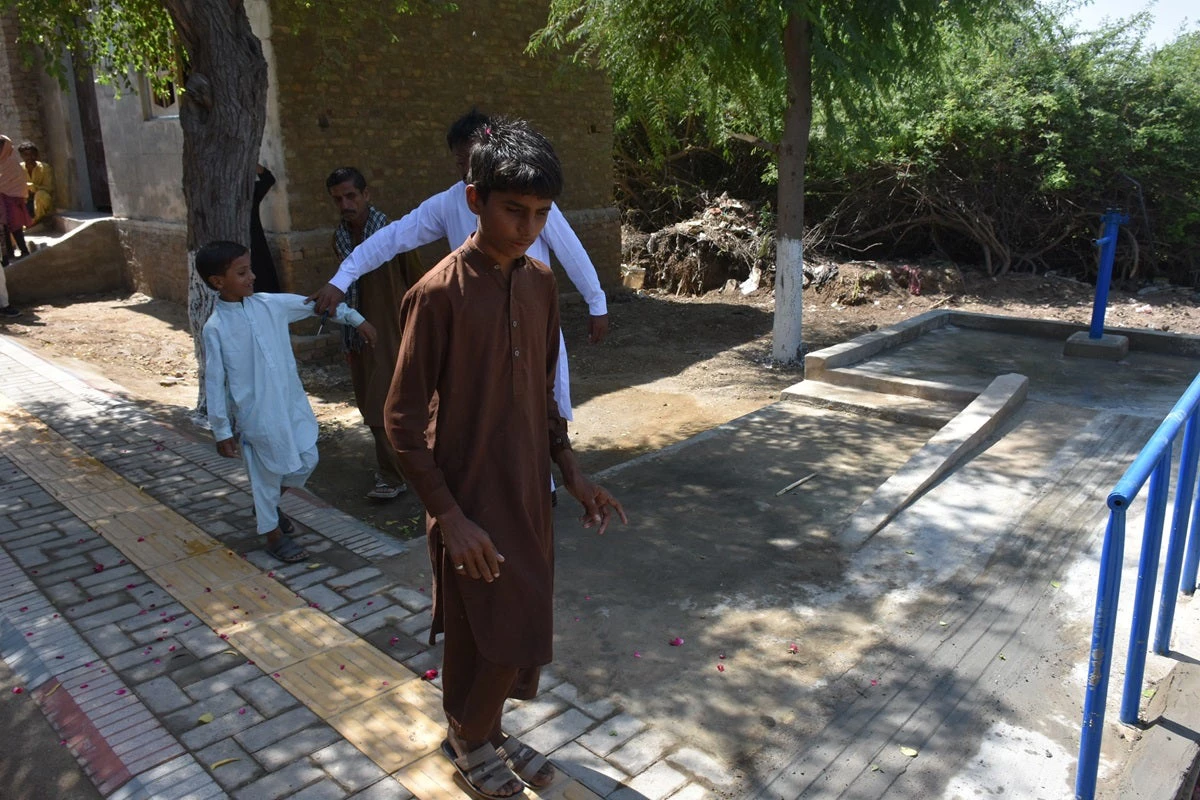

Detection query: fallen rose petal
xmin=115 ymin=689 xmax=126 ymax=695
xmin=633 ymin=651 xmax=642 ymax=658
xmin=717 ymin=664 xmax=726 ymax=672
xmin=719 ymin=653 xmax=726 ymax=659
xmin=11 ymin=687 xmax=22 ymax=694
xmin=238 ymin=707 xmax=246 ymax=715
xmin=422 ymin=669 xmax=439 ymax=681
xmin=18 ymin=606 xmax=27 ymax=612
xmin=669 ymin=637 xmax=684 ymax=647
xmin=137 ymin=537 xmax=145 ymax=542
xmin=339 ymin=665 xmax=345 ymax=670
xmin=93 ymin=564 xmax=104 ymax=573
xmin=788 ymin=643 xmax=799 ymax=654
xmin=80 ymin=684 xmax=88 ymax=689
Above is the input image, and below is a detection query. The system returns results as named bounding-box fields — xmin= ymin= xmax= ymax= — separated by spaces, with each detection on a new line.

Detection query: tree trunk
xmin=162 ymin=0 xmax=268 ymax=417
xmin=771 ymin=12 xmax=812 ymax=364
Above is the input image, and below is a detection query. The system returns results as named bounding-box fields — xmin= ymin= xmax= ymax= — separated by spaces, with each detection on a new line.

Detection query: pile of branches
xmin=805 ymin=162 xmax=1110 ymax=279
xmin=623 ymin=194 xmax=775 ymax=294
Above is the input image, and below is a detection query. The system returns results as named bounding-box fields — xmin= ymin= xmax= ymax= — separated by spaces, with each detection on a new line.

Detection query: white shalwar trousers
xmin=242 ymin=439 xmax=318 ymax=534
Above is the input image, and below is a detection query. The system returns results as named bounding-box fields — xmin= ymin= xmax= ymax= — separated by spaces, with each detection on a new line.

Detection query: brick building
xmin=0 ymin=0 xmax=618 ymax=304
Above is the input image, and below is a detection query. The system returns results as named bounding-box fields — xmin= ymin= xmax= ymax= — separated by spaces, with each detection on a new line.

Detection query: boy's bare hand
xmin=216 ymin=437 xmax=240 ymax=458
xmin=356 ymin=320 xmax=378 ymax=348
xmin=438 ymin=508 xmax=505 ymax=582
xmin=588 ymin=314 xmax=609 ymax=344
xmin=307 ymin=283 xmax=345 ymax=316
xmin=566 ymin=477 xmax=627 ymax=535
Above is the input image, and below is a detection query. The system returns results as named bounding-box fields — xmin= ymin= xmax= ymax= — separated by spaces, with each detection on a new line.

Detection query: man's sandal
xmin=266 ymin=534 xmax=308 ymax=564
xmin=440 ymin=739 xmax=525 ymax=799
xmin=497 ymin=734 xmax=556 ymax=788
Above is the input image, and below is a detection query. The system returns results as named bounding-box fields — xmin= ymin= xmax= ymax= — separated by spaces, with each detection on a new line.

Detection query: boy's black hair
xmin=195 ymin=241 xmax=249 ymax=288
xmin=468 ymin=116 xmax=563 ymax=202
xmin=446 ymin=108 xmax=490 ymax=150
xmin=325 ymin=167 xmax=367 ymax=192
xmin=17 ymin=140 xmax=37 ymax=153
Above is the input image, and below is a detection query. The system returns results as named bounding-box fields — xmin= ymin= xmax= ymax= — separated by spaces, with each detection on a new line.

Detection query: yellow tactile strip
xmin=0 ymin=396 xmax=599 ymax=799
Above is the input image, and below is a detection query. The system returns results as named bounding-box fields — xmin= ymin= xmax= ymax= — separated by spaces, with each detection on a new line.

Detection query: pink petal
xmin=115 ymin=689 xmax=126 ymax=695
xmin=669 ymin=637 xmax=684 ymax=647
xmin=788 ymin=643 xmax=799 ymax=654
xmin=137 ymin=537 xmax=145 ymax=542
xmin=719 ymin=653 xmax=726 ymax=659
xmin=18 ymin=606 xmax=27 ymax=612
xmin=238 ymin=707 xmax=246 ymax=715
xmin=717 ymin=664 xmax=726 ymax=672
xmin=273 ymin=673 xmax=280 ymax=678
xmin=80 ymin=684 xmax=88 ymax=689
xmin=633 ymin=651 xmax=642 ymax=658
xmin=422 ymin=669 xmax=439 ymax=681
xmin=93 ymin=564 xmax=104 ymax=573
xmin=339 ymin=664 xmax=345 ymax=670
xmin=11 ymin=687 xmax=22 ymax=694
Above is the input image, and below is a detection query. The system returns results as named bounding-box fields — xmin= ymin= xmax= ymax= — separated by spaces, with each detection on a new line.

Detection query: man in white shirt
xmin=310 ymin=110 xmax=608 ymax=420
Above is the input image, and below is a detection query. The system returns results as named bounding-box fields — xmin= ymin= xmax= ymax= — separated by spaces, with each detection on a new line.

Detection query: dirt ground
xmin=3 ymin=260 xmax=1199 ymax=537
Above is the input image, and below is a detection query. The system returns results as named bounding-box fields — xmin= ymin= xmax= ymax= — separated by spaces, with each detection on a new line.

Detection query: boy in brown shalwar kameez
xmin=385 ymin=118 xmax=626 ymax=798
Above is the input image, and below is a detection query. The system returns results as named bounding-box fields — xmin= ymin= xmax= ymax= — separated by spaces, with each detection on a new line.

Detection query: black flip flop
xmin=266 ymin=534 xmax=308 ymax=563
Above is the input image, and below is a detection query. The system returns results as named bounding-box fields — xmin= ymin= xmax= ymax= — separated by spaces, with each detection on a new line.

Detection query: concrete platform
xmin=3 ymin=309 xmax=1200 ymax=799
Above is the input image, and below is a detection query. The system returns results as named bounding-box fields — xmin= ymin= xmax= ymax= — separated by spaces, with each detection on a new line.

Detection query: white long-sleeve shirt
xmin=329 ymin=181 xmax=607 ymax=316
xmin=203 ymin=293 xmax=364 ymax=474
xmin=327 ymin=182 xmax=605 ymax=420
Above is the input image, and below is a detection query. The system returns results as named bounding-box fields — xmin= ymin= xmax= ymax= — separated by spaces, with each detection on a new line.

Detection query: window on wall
xmin=140 ymin=73 xmax=179 ymax=119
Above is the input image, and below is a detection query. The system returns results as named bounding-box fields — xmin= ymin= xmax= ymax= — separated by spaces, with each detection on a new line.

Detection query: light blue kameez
xmin=203 ymin=293 xmax=364 ymax=533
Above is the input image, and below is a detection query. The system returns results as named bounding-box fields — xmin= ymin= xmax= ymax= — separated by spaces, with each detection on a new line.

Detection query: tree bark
xmin=771 ymin=12 xmax=811 ymax=363
xmin=161 ymin=0 xmax=268 ymax=417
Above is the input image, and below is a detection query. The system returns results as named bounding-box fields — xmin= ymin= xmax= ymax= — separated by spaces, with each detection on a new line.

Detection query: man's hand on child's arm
xmin=588 ymin=314 xmax=610 ymax=344
xmin=558 ymin=450 xmax=627 ymax=535
xmin=307 ymin=284 xmax=346 ymax=316
xmin=437 ymin=507 xmax=505 ymax=582
xmin=356 ymin=320 xmax=378 ymax=348
xmin=215 ymin=437 xmax=240 ymax=458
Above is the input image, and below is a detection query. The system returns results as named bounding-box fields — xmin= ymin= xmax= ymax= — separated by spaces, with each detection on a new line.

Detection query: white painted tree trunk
xmin=771 ymin=235 xmax=805 ymax=362
xmin=771 ymin=13 xmax=811 ymax=364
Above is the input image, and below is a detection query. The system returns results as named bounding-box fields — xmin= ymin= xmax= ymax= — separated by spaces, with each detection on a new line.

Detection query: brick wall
xmin=117 ymin=220 xmax=190 ymax=304
xmin=0 ymin=12 xmax=47 ymax=147
xmin=269 ymin=0 xmax=620 ymax=285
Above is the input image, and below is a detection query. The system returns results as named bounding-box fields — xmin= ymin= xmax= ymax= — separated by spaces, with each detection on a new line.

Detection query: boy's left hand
xmin=216 ymin=437 xmax=240 ymax=458
xmin=356 ymin=321 xmax=378 ymax=348
xmin=565 ymin=476 xmax=627 ymax=535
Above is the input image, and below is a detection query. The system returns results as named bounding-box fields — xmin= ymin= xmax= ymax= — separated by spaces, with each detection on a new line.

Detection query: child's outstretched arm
xmin=327 ymin=301 xmax=376 ymax=347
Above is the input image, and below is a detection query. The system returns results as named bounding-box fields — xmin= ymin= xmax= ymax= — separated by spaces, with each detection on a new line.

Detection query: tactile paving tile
xmin=60 ymin=487 xmax=157 ymax=519
xmin=50 ymin=469 xmax=132 ymax=501
xmin=329 ymin=681 xmax=446 ymax=774
xmin=275 ymin=640 xmax=413 ymax=717
xmin=225 ymin=607 xmax=356 ymax=673
xmin=188 ymin=577 xmax=305 ymax=632
xmin=89 ymin=507 xmax=206 ymax=549
xmin=392 ymin=751 xmax=463 ymax=798
xmin=147 ymin=548 xmax=262 ymax=600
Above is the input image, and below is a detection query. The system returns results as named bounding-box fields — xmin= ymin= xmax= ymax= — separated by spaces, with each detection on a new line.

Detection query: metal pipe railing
xmin=1075 ymin=371 xmax=1200 ymax=799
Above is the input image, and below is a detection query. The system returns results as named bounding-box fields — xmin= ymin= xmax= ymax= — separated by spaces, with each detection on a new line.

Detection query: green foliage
xmin=814 ymin=6 xmax=1200 ymax=279
xmin=0 ymin=0 xmax=178 ymax=94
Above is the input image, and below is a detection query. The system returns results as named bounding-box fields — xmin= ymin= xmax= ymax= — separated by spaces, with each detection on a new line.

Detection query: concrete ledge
xmin=6 ymin=217 xmax=127 ymax=304
xmin=781 ymin=380 xmax=965 ymax=428
xmin=815 ymin=366 xmax=979 ymax=405
xmin=1103 ymin=660 xmax=1200 ymax=800
xmin=1065 ymin=330 xmax=1130 ymax=360
xmin=804 ymin=309 xmax=950 ymax=377
xmin=838 ymin=372 xmax=1029 ymax=550
xmin=804 ymin=310 xmax=1200 ymax=379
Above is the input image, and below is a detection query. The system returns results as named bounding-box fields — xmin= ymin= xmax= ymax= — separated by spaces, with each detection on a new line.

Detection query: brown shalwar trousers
xmin=441 ymin=570 xmax=541 ymax=743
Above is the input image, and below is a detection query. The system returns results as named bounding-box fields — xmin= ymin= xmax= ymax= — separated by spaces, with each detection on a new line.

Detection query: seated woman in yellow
xmin=18 ymin=141 xmax=53 ymax=226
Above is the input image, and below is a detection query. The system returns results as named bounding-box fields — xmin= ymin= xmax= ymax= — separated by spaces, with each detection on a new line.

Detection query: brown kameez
xmin=385 ymin=236 xmax=570 ymax=698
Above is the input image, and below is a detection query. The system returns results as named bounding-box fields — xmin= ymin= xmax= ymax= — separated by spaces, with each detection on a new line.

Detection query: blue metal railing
xmin=1075 ymin=371 xmax=1200 ymax=799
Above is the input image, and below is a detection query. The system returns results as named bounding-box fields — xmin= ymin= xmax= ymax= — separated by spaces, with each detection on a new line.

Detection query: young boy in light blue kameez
xmin=196 ymin=241 xmax=377 ymax=563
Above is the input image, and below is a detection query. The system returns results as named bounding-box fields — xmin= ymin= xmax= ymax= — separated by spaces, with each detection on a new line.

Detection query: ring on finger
xmin=454 ymin=564 xmax=465 ymax=571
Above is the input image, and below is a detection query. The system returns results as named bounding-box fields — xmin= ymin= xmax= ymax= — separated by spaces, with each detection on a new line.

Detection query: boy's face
xmin=328 ymin=180 xmax=370 ymax=228
xmin=208 ymin=253 xmax=255 ymax=301
xmin=466 ymin=187 xmax=552 ymax=266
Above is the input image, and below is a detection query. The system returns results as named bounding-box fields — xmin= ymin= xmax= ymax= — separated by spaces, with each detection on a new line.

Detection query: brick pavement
xmin=0 ymin=335 xmax=726 ymax=799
